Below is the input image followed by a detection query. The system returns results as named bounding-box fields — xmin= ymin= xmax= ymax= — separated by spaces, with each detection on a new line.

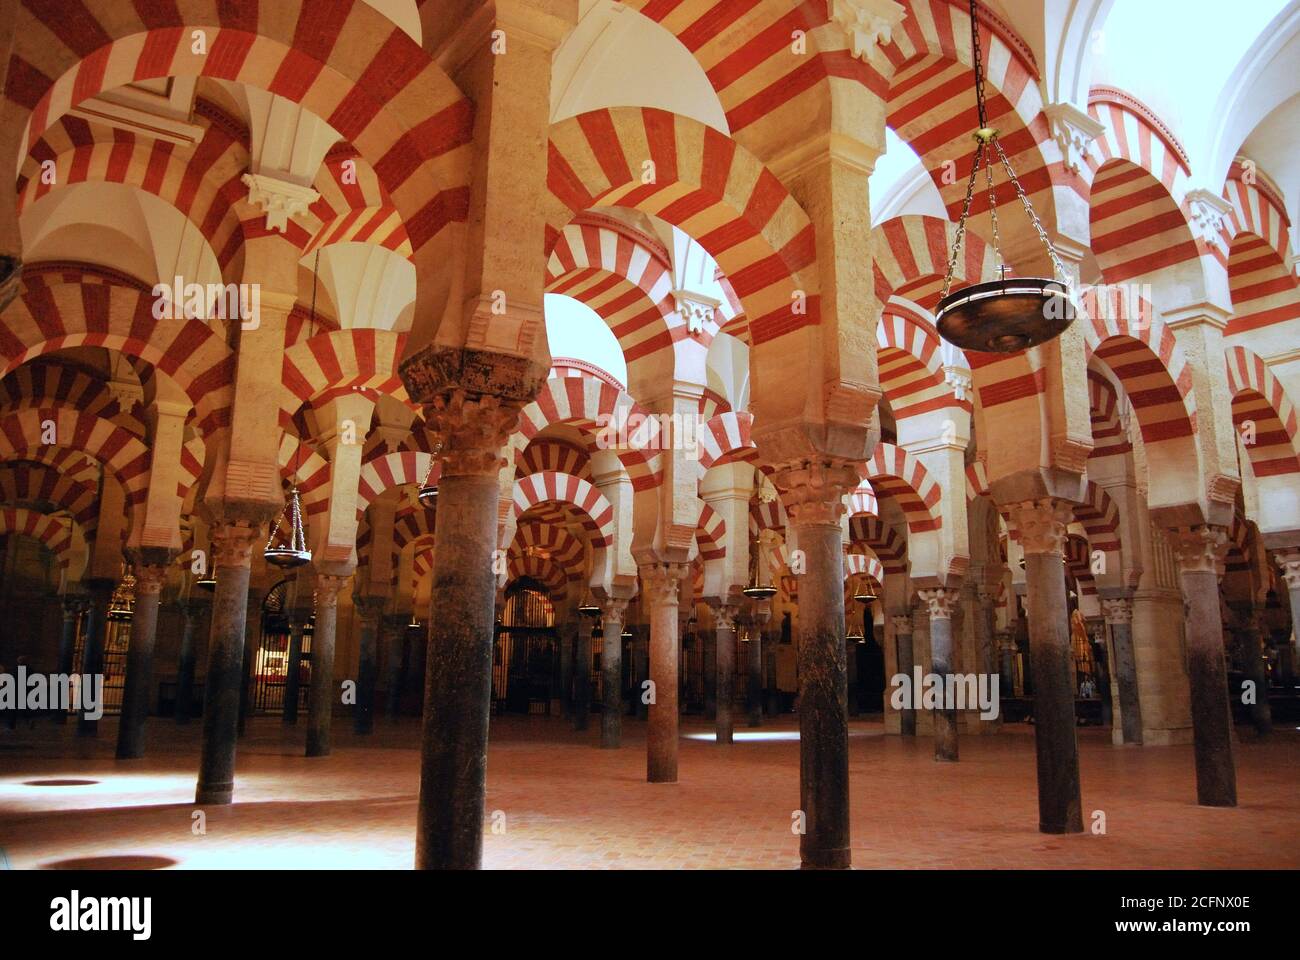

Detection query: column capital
xmin=917 ymin=587 xmax=959 ymax=621
xmin=353 ymin=593 xmax=386 ymax=621
xmin=640 ymin=562 xmax=688 ymax=608
xmin=772 ymin=460 xmax=859 ymax=528
xmin=133 ymin=563 xmax=168 ymax=597
xmin=1005 ymin=498 xmax=1073 ymax=556
xmin=1274 ymin=550 xmax=1300 ymax=589
xmin=423 ymin=389 xmax=523 ymax=479
xmin=1101 ymin=597 xmax=1133 ymax=625
xmin=209 ymin=521 xmax=261 ymax=570
xmin=712 ymin=603 xmax=740 ymax=632
xmin=891 ymin=614 xmax=913 ymax=635
xmin=1166 ymin=524 xmax=1229 ymax=576
xmin=601 ymin=597 xmax=630 ymax=623
xmin=315 ymin=573 xmax=349 ymax=609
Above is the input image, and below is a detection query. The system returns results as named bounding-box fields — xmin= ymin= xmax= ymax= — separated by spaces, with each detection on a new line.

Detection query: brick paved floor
xmin=1 ymin=716 xmax=1296 ymax=869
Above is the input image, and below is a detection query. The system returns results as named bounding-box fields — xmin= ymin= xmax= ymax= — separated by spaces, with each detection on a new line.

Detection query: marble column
xmin=306 ymin=574 xmax=347 ymax=757
xmin=174 ymin=599 xmax=203 ymax=725
xmin=713 ymin=603 xmax=739 ymax=744
xmin=1006 ymin=499 xmax=1083 ymax=834
xmin=558 ymin=620 xmax=574 ymax=720
xmin=77 ymin=579 xmax=113 ymax=738
xmin=1101 ymin=596 xmax=1142 ymax=744
xmin=642 ymin=562 xmax=686 ymax=783
xmin=703 ymin=625 xmax=717 ymax=720
xmin=195 ymin=523 xmax=258 ymax=804
xmin=283 ymin=612 xmax=306 ymax=724
xmin=116 ymin=562 xmax=169 ymax=759
xmin=996 ymin=628 xmax=1016 ymax=700
xmin=382 ymin=614 xmax=407 ymax=718
xmin=634 ymin=626 xmax=649 ymax=720
xmin=778 ymin=462 xmax=856 ymax=869
xmin=919 ymin=587 xmax=960 ymax=761
xmin=892 ymin=614 xmax=916 ymax=736
xmin=353 ymin=595 xmax=385 ymax=735
xmin=1233 ymin=605 xmax=1272 ymax=736
xmin=600 ymin=598 xmax=628 ymax=748
xmin=573 ymin=620 xmax=593 ymax=732
xmin=56 ymin=596 xmax=84 ymax=724
xmin=413 ymin=391 xmax=520 ymax=870
xmin=1168 ymin=526 xmax=1237 ymax=807
xmin=748 ymin=601 xmax=768 ymax=727
xmin=236 ymin=588 xmax=259 ymax=738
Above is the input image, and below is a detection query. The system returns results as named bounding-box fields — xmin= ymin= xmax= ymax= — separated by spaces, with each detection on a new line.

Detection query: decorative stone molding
xmin=1005 ymin=499 xmax=1073 ymax=557
xmin=1101 ymin=597 xmax=1133 ymax=625
xmin=1185 ymin=188 xmax=1234 ymax=247
xmin=1043 ymin=102 xmax=1105 ymax=175
xmin=772 ymin=460 xmax=858 ymax=528
xmin=315 ymin=574 xmax=348 ymax=609
xmin=944 ymin=365 xmax=972 ymax=402
xmin=713 ymin=603 xmax=740 ymax=632
xmin=601 ymin=597 xmax=630 ymax=623
xmin=1050 ymin=434 xmax=1094 ymax=475
xmin=828 ymin=0 xmax=906 ymax=67
xmin=671 ymin=289 xmax=719 ymax=337
xmin=917 ymin=587 xmax=959 ymax=621
xmin=209 ymin=522 xmax=260 ymax=570
xmin=241 ymin=172 xmax=320 ymax=233
xmin=1166 ymin=525 xmax=1228 ymax=576
xmin=891 ymin=615 xmax=913 ymax=635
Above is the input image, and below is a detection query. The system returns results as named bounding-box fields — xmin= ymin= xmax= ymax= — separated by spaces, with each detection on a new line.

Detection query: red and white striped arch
xmin=1072 ymin=481 xmax=1121 ymax=555
xmin=509 ymin=521 xmax=586 ymax=583
xmin=546 ymin=107 xmax=817 ymax=346
xmin=1225 ymin=346 xmax=1300 ymax=481
xmin=848 ymin=515 xmax=908 ymax=575
xmin=356 ymin=450 xmax=434 ymax=517
xmin=872 ymin=215 xmax=994 ymax=312
xmin=1080 ymin=288 xmax=1197 ymax=449
xmin=964 ymin=458 xmax=988 ymax=501
xmin=0 ymin=460 xmax=98 ymax=528
xmin=877 ymin=300 xmax=967 ymax=421
xmin=749 ymin=497 xmax=787 ymax=536
xmin=859 ymin=443 xmax=942 ymax=533
xmin=0 ymin=362 xmax=142 ymax=434
xmin=1087 ymin=367 xmax=1132 ymax=461
xmin=0 ymin=506 xmax=84 ymax=568
xmin=280 ymin=329 xmax=411 ymax=426
xmin=844 ymin=551 xmax=885 ymax=586
xmin=545 ymin=215 xmax=679 ymax=368
xmin=515 ymin=437 xmax=592 ymax=482
xmin=694 ymin=503 xmax=726 ymax=562
xmin=517 ymin=374 xmax=661 ymax=490
xmin=304 ymin=150 xmax=412 ymax=261
xmin=697 ymin=411 xmax=755 ymax=469
xmin=1064 ymin=534 xmax=1096 ymax=597
xmin=0 ymin=280 xmax=235 ymax=436
xmin=278 ymin=436 xmax=332 ymax=517
xmin=0 ymin=407 xmax=150 ymax=511
xmin=1086 ymin=88 xmax=1204 ymax=283
xmin=848 ymin=480 xmax=878 ymax=518
xmin=1221 ymin=163 xmax=1300 ymax=336
xmin=507 ymin=553 xmax=571 ymax=598
xmin=512 ymin=472 xmax=615 ymax=549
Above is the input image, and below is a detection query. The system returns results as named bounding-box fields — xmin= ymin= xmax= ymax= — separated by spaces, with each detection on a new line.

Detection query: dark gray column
xmin=306 ymin=573 xmax=346 ymax=757
xmin=56 ymin=596 xmax=84 ymax=724
xmin=642 ymin=563 xmax=686 ymax=782
xmin=236 ymin=588 xmax=259 ymax=738
xmin=382 ymin=614 xmax=407 ymax=718
xmin=1169 ymin=526 xmax=1237 ymax=807
xmin=353 ymin=595 xmax=384 ymax=735
xmin=175 ymin=599 xmax=203 ymax=724
xmin=892 ymin=614 xmax=916 ymax=736
xmin=1101 ymin=596 xmax=1142 ymax=744
xmin=919 ymin=587 xmax=959 ymax=761
xmin=116 ymin=561 xmax=169 ymax=759
xmin=703 ymin=625 xmax=717 ymax=720
xmin=713 ymin=603 xmax=738 ymax=743
xmin=1275 ymin=552 xmax=1300 ymax=684
xmin=195 ymin=523 xmax=258 ymax=804
xmin=573 ymin=620 xmax=593 ymax=732
xmin=1231 ymin=605 xmax=1272 ymax=736
xmin=779 ymin=463 xmax=856 ymax=870
xmin=283 ymin=612 xmax=306 ymax=724
xmin=77 ymin=579 xmax=114 ymax=738
xmin=634 ymin=625 xmax=649 ymax=720
xmin=1006 ymin=499 xmax=1083 ymax=834
xmin=599 ymin=598 xmax=628 ymax=748
xmin=558 ymin=619 xmax=574 ymax=720
xmin=747 ymin=603 xmax=767 ymax=727
xmin=996 ymin=628 xmax=1016 ymax=701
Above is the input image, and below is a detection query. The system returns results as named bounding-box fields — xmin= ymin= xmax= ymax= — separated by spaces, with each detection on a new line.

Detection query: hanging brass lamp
xmin=107 ymin=568 xmax=136 ymax=622
xmin=264 ymin=487 xmax=312 ymax=569
xmin=417 ymin=456 xmax=439 ymax=508
xmin=742 ymin=536 xmax=777 ymax=600
xmin=577 ymin=591 xmax=601 ymax=618
xmin=852 ymin=577 xmax=879 ymax=606
xmin=934 ymin=0 xmax=1075 ymax=353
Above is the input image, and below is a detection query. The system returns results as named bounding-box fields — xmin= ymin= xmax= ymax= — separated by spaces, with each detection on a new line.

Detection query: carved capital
xmin=315 ymin=573 xmax=349 ymax=609
xmin=353 ymin=593 xmax=386 ymax=623
xmin=1185 ymin=188 xmax=1233 ymax=250
xmin=1101 ymin=597 xmax=1133 ymax=625
xmin=1043 ymin=101 xmax=1105 ymax=175
xmin=828 ymin=0 xmax=906 ymax=66
xmin=209 ymin=521 xmax=260 ymax=570
xmin=891 ymin=614 xmax=913 ymax=636
xmin=1166 ymin=525 xmax=1228 ymax=576
xmin=712 ymin=603 xmax=740 ymax=633
xmin=1274 ymin=550 xmax=1300 ymax=590
xmin=917 ymin=587 xmax=959 ymax=621
xmin=640 ymin=562 xmax=688 ymax=608
xmin=133 ymin=563 xmax=168 ymax=597
xmin=601 ymin=597 xmax=630 ymax=624
xmin=62 ymin=596 xmax=89 ymax=619
xmin=671 ymin=289 xmax=719 ymax=337
xmin=1005 ymin=498 xmax=1073 ymax=556
xmin=772 ymin=460 xmax=858 ymax=528
xmin=424 ymin=390 xmax=522 ymax=478
xmin=241 ymin=172 xmax=320 ymax=233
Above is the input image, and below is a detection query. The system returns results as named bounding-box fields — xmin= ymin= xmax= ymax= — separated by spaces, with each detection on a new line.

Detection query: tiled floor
xmin=1 ymin=715 xmax=1296 ymax=869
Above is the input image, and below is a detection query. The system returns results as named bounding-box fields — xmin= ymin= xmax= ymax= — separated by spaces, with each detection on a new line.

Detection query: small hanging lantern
xmin=107 ymin=569 xmax=136 ymax=622
xmin=620 ymin=626 xmax=633 ymax=641
xmin=852 ymin=578 xmax=879 ymax=605
xmin=195 ymin=571 xmax=217 ymax=591
xmin=934 ymin=0 xmax=1075 ymax=353
xmin=417 ymin=442 xmax=445 ymax=509
xmin=743 ymin=536 xmax=778 ymax=600
xmin=577 ymin=592 xmax=600 ymax=618
xmin=846 ymin=622 xmax=865 ymax=644
xmin=264 ymin=487 xmax=312 ymax=569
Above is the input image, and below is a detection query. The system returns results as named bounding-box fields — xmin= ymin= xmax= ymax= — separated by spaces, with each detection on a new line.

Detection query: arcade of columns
xmin=0 ymin=0 xmax=1298 ymax=870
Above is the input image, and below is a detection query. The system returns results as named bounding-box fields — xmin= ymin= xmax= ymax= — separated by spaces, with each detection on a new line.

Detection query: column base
xmin=196 ymin=783 xmax=233 ymax=805
xmin=800 ymin=847 xmax=851 ymax=870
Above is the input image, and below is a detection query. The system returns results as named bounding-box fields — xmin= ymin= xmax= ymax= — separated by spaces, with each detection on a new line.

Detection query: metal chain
xmin=991 ymin=137 xmax=1069 ymax=283
xmin=940 ymin=141 xmax=984 ymax=300
xmin=970 ymin=0 xmax=988 ymax=130
xmin=985 ymin=148 xmax=1003 ymax=277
